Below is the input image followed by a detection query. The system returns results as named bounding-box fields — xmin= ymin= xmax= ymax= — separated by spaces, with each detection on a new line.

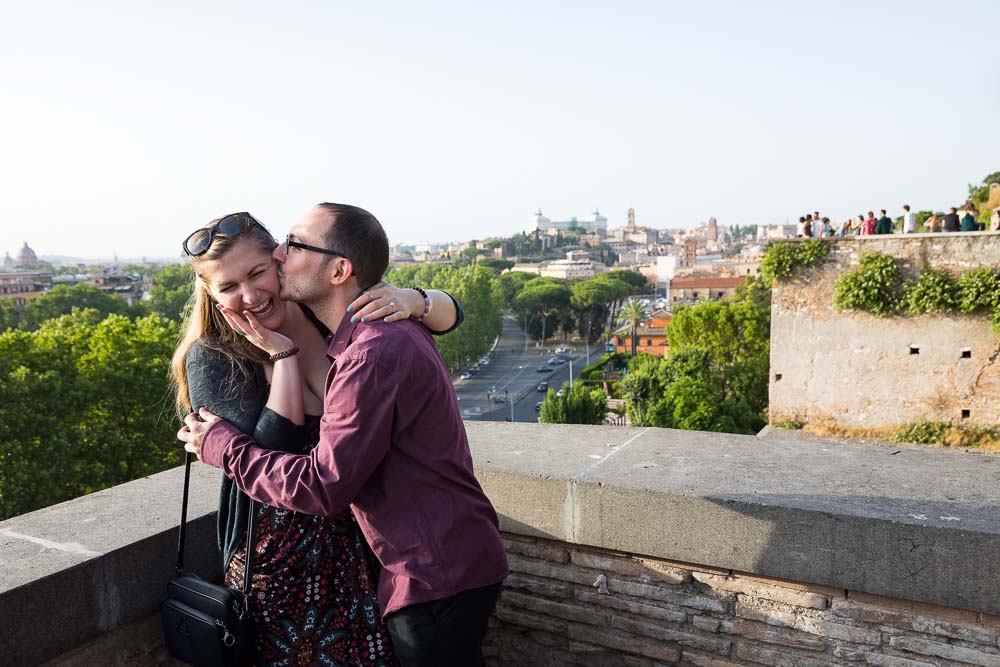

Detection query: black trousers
xmin=386 ymin=582 xmax=503 ymax=667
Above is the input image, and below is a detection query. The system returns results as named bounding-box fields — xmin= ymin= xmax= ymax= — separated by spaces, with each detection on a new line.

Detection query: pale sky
xmin=1 ymin=1 xmax=998 ymax=260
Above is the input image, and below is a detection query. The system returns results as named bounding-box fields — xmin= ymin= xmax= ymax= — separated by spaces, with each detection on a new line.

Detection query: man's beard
xmin=277 ymin=269 xmax=325 ymax=306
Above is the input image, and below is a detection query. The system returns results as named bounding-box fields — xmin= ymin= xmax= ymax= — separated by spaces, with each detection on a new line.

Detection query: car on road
xmin=535 ymin=401 xmax=544 ymax=412
xmin=556 ymin=353 xmax=573 ymax=361
xmin=547 ymin=357 xmax=566 ymax=365
xmin=555 ymin=346 xmax=572 ymax=354
xmin=556 ymin=388 xmax=564 ymax=397
xmin=460 ymin=371 xmax=473 ymax=380
xmin=537 ymin=382 xmax=548 ymax=392
xmin=537 ymin=365 xmax=554 ymax=373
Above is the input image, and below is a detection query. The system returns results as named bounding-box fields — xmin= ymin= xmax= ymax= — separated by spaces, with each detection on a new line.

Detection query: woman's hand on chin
xmin=216 ymin=304 xmax=296 ymax=358
xmin=347 ymin=282 xmax=422 ymax=324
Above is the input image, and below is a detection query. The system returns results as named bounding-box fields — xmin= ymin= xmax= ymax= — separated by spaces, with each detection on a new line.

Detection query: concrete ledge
xmin=0 ymin=464 xmax=222 ymax=666
xmin=467 ymin=422 xmax=1000 ymax=615
xmin=3 ymin=422 xmax=1000 ymax=664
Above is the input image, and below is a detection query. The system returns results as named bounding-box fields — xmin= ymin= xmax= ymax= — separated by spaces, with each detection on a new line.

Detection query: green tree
xmin=514 ymin=281 xmax=571 ymax=343
xmin=19 ymin=283 xmax=129 ymax=331
xmin=146 ymin=262 xmax=194 ymax=321
xmin=539 ymin=382 xmax=607 ymax=425
xmin=0 ymin=299 xmax=18 ymax=331
xmin=0 ymin=309 xmax=182 ymax=520
xmin=620 ymin=299 xmax=647 ymax=357
xmin=430 ymin=265 xmax=503 ymax=370
xmin=478 ymin=258 xmax=515 ymax=274
xmin=497 ymin=271 xmax=536 ymax=310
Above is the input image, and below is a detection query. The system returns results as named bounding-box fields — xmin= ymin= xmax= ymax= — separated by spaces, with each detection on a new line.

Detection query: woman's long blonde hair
xmin=170 ymin=218 xmax=279 ymax=419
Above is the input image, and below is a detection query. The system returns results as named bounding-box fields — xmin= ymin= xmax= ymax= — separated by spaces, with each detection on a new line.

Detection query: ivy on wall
xmin=832 ymin=252 xmax=1000 ymax=332
xmin=760 ymin=240 xmax=830 ymax=286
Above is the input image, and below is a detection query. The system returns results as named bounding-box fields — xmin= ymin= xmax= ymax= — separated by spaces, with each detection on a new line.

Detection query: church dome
xmin=2 ymin=252 xmax=13 ymax=269
xmin=18 ymin=242 xmax=38 ymax=265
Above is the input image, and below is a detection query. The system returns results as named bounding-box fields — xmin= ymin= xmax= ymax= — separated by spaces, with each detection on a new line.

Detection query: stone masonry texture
xmin=768 ymin=233 xmax=1000 ymax=429
xmin=485 ymin=533 xmax=1000 ymax=666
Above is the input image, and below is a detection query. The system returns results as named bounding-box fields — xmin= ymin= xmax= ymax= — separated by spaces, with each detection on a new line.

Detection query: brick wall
xmin=487 ymin=534 xmax=1000 ymax=667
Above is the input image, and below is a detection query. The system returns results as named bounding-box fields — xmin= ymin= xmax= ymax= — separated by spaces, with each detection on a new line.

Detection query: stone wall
xmin=5 ymin=422 xmax=1000 ymax=665
xmin=489 ymin=534 xmax=1000 ymax=667
xmin=768 ymin=233 xmax=1000 ymax=429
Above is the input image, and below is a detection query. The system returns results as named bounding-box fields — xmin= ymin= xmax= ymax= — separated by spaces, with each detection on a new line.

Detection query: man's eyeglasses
xmin=285 ymin=235 xmax=349 ymax=259
xmin=183 ymin=213 xmax=269 ymax=257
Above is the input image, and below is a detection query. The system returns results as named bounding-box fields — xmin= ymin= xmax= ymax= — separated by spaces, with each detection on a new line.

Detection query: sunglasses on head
xmin=183 ymin=212 xmax=269 ymax=257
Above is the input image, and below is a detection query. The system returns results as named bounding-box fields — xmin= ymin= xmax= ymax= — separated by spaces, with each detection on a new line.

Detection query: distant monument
xmin=2 ymin=252 xmax=14 ymax=270
xmin=17 ymin=242 xmax=38 ymax=266
xmin=707 ymin=217 xmax=718 ymax=242
xmin=627 ymin=208 xmax=636 ymax=231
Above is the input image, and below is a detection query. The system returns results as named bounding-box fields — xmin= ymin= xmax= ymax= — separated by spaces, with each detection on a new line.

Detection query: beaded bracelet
xmin=269 ymin=346 xmax=300 ymax=362
xmin=411 ymin=286 xmax=432 ymax=322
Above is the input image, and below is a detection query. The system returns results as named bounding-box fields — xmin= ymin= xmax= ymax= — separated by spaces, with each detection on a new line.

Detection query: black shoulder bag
xmin=161 ymin=453 xmax=257 ymax=667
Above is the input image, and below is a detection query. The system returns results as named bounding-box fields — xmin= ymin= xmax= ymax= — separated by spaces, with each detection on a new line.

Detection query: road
xmin=453 ymin=313 xmax=604 ymax=423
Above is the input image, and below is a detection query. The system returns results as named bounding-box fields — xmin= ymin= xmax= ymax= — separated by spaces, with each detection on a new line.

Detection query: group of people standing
xmin=797 ymin=204 xmax=1000 ymax=238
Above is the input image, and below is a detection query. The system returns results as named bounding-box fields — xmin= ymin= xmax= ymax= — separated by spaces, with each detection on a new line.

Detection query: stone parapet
xmin=2 ymin=422 xmax=999 ymax=665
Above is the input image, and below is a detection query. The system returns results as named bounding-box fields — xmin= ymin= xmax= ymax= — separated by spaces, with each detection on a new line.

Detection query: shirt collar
xmin=326 ymin=309 xmax=360 ymax=361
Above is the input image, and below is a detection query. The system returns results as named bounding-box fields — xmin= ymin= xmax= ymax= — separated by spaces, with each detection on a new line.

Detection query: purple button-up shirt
xmin=202 ymin=313 xmax=508 ymax=616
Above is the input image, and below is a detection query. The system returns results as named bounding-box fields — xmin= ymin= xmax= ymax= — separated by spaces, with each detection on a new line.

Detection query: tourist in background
xmin=926 ymin=213 xmax=942 ymax=233
xmin=797 ymin=216 xmax=810 ymax=237
xmin=861 ymin=212 xmax=877 ymax=236
xmin=960 ymin=204 xmax=978 ymax=232
xmin=822 ymin=218 xmax=835 ymax=238
xmin=943 ymin=207 xmax=961 ymax=232
xmin=901 ymin=205 xmax=917 ymax=233
xmin=876 ymin=209 xmax=894 ymax=234
xmin=991 ymin=208 xmax=1000 ymax=232
xmin=811 ymin=213 xmax=824 ymax=238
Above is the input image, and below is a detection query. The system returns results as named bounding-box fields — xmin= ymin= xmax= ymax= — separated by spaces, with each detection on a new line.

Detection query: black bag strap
xmin=176 ymin=452 xmax=258 ymax=609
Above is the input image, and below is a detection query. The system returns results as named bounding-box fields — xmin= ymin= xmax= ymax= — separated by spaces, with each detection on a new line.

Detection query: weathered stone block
xmin=693 ymin=572 xmax=830 ymax=609
xmin=607 ymin=576 xmax=729 ymax=614
xmin=737 ymin=598 xmax=881 ymax=645
xmin=831 ymin=644 xmax=937 ymax=667
xmin=723 ymin=619 xmax=827 ymax=652
xmin=888 ymin=636 xmax=1000 ymax=667
xmin=609 ymin=614 xmax=731 ymax=655
xmin=574 ymin=588 xmax=688 ymax=624
xmin=502 ymin=534 xmax=570 ymax=564
xmin=503 ymin=573 xmax=574 ymax=599
xmin=735 ymin=642 xmax=835 ymax=667
xmin=831 ymin=597 xmax=996 ymax=645
xmin=570 ymin=549 xmax=691 ymax=585
xmin=502 ymin=590 xmax=609 ymax=627
xmin=566 ymin=624 xmax=681 ymax=663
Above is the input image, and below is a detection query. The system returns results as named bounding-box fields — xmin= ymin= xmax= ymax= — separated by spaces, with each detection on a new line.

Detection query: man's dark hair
xmin=903 ymin=204 xmax=910 ymax=211
xmin=316 ymin=202 xmax=389 ymax=289
xmin=880 ymin=209 xmax=887 ymax=216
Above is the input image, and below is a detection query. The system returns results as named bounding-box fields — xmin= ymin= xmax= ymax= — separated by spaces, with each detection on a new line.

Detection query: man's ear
xmin=328 ymin=257 xmax=355 ymax=286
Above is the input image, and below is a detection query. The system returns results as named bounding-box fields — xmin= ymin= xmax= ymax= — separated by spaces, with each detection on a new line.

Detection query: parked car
xmin=555 ymin=346 xmax=572 ymax=354
xmin=556 ymin=388 xmax=564 ymax=397
xmin=556 ymin=353 xmax=573 ymax=361
xmin=537 ymin=365 xmax=554 ymax=373
xmin=537 ymin=382 xmax=549 ymax=392
xmin=535 ymin=401 xmax=544 ymax=412
xmin=460 ymin=371 xmax=473 ymax=380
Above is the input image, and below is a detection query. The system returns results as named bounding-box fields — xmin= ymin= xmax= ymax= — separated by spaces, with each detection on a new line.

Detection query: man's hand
xmin=177 ymin=407 xmax=223 ymax=462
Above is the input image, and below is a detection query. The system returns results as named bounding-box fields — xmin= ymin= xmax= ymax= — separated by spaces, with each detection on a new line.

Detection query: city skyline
xmin=2 ymin=1 xmax=997 ymax=258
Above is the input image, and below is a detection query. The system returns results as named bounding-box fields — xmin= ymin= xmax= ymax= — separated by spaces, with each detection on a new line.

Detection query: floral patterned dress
xmin=225 ymin=418 xmax=397 ymax=667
